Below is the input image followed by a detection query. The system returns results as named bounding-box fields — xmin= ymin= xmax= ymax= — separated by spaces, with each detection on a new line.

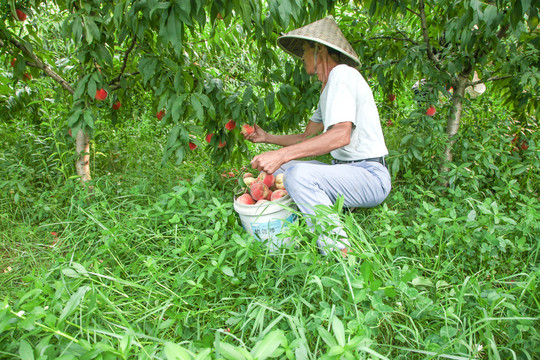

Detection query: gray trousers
xmin=276 ymin=160 xmax=391 ymax=253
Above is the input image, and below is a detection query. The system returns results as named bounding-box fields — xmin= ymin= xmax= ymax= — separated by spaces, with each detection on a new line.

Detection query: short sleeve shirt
xmin=311 ymin=64 xmax=388 ymax=161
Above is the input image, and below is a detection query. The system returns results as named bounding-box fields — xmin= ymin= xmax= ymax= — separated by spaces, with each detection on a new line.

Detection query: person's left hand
xmin=250 ymin=149 xmax=286 ymax=174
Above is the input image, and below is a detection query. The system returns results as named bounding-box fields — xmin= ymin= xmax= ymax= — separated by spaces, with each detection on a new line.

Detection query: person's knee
xmin=284 ymin=163 xmax=312 ymax=192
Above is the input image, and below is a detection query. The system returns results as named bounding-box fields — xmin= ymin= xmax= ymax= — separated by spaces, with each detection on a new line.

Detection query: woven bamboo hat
xmin=277 ymin=16 xmax=360 ymax=67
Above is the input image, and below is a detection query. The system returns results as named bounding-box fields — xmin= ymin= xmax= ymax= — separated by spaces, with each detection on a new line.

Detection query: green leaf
xmin=166 ymin=125 xmax=181 ymax=149
xmin=176 ymin=0 xmax=192 ymax=26
xmin=84 ymin=16 xmax=101 ymax=44
xmin=166 ymin=9 xmax=181 ymax=55
xmin=191 ymin=96 xmax=203 ymax=121
xmin=360 ymin=261 xmax=372 ymax=283
xmin=331 ymin=316 xmax=346 ymax=347
xmin=19 ymin=339 xmax=34 ymax=360
xmin=317 ymin=326 xmax=337 ymax=348
xmin=250 ymin=330 xmax=285 ymax=360
xmin=62 ymin=269 xmax=80 ymax=278
xmin=172 ymin=94 xmax=188 ymax=121
xmin=411 ymin=277 xmax=434 ymax=287
xmin=83 ymin=111 xmax=95 ymax=129
xmin=163 ymin=342 xmax=193 ymax=360
xmin=149 ymin=2 xmax=171 ymax=18
xmin=87 ymin=78 xmax=97 ymax=99
xmin=67 ymin=109 xmax=83 ymax=127
xmin=74 ymin=74 xmax=91 ymax=100
xmin=58 ymin=286 xmax=91 ymax=323
xmin=139 ymin=57 xmax=158 ymax=85
xmin=218 ymin=342 xmax=247 ymax=360
xmin=278 ymin=0 xmax=291 ymax=28
xmin=243 ymin=86 xmax=253 ymax=106
xmin=221 ymin=266 xmax=234 ymax=277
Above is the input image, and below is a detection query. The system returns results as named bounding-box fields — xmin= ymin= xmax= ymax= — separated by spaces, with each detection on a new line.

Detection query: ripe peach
xmin=157 ymin=110 xmax=165 ymax=120
xmin=426 ymin=105 xmax=436 ymax=116
xmin=16 ymin=9 xmax=27 ymax=21
xmin=206 ymin=133 xmax=213 ymax=143
xmin=265 ymin=190 xmax=273 ymax=201
xmin=95 ymin=88 xmax=108 ymax=101
xmin=225 ymin=120 xmax=236 ymax=131
xmin=274 ymin=173 xmax=285 ymax=190
xmin=243 ymin=172 xmax=254 ymax=179
xmin=189 ymin=142 xmax=197 ymax=150
xmin=255 ymin=199 xmax=268 ymax=205
xmin=241 ymin=124 xmax=254 ymax=136
xmin=236 ymin=193 xmax=255 ymax=205
xmin=112 ymin=101 xmax=121 ymax=110
xmin=243 ymin=177 xmax=256 ymax=187
xmin=258 ymin=172 xmax=274 ymax=188
xmin=250 ymin=181 xmax=269 ymax=201
xmin=271 ymin=189 xmax=288 ymax=201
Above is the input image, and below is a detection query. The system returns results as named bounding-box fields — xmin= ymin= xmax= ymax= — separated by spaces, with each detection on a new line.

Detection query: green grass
xmin=0 ymin=114 xmax=538 ymax=359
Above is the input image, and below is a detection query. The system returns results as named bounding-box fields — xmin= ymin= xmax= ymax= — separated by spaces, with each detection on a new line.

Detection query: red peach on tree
xmin=225 ymin=120 xmax=236 ymax=131
xmin=15 ymin=9 xmax=27 ymax=21
xmin=156 ymin=110 xmax=165 ymax=120
xmin=95 ymin=88 xmax=108 ymax=101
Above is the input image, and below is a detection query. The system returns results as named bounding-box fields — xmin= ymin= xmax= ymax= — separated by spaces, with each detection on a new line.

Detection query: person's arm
xmin=251 ymin=122 xmax=352 ymax=174
xmin=244 ymin=121 xmax=323 ymax=146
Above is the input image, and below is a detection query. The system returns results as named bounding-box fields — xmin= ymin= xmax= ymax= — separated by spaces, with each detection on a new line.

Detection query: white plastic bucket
xmin=233 ymin=195 xmax=298 ymax=250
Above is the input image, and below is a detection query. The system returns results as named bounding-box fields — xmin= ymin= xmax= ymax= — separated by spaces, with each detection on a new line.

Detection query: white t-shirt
xmin=311 ymin=64 xmax=388 ymax=161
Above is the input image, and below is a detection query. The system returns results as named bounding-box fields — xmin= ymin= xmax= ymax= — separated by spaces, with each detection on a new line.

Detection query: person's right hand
xmin=243 ymin=124 xmax=267 ymax=143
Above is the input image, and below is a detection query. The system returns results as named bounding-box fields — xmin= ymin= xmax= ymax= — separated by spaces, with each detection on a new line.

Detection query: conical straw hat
xmin=277 ymin=16 xmax=360 ymax=67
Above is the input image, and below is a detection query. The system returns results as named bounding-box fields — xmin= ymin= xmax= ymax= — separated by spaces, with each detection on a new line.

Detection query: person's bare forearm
xmin=264 ymin=133 xmax=309 ymax=146
xmin=280 ymin=124 xmax=350 ymax=162
xmin=263 ymin=120 xmax=323 ymax=147
xmin=250 ymin=122 xmax=353 ymax=174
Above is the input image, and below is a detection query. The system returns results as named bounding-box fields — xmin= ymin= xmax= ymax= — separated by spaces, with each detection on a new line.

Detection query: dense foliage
xmin=1 ymin=0 xmax=539 ymax=359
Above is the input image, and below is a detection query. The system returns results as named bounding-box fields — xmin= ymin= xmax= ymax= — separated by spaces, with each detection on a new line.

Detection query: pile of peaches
xmin=236 ymin=171 xmax=288 ymax=205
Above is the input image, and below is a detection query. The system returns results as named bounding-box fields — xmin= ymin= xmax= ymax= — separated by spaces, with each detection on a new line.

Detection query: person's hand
xmin=250 ymin=149 xmax=286 ymax=174
xmin=243 ymin=124 xmax=267 ymax=143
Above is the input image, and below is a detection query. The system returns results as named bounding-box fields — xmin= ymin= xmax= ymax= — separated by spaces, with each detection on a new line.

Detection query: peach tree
xmin=1 ymin=0 xmax=537 ymax=184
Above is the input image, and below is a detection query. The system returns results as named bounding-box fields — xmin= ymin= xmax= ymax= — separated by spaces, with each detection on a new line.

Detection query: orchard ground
xmin=0 ymin=100 xmax=538 ymax=358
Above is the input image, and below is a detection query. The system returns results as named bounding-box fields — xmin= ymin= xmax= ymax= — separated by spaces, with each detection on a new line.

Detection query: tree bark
xmin=1 ymin=36 xmax=94 ymax=185
xmin=442 ymin=74 xmax=469 ymax=173
xmin=75 ymin=130 xmax=91 ymax=184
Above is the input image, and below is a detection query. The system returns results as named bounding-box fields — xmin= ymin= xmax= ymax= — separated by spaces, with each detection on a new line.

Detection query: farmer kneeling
xmin=244 ymin=16 xmax=391 ymax=256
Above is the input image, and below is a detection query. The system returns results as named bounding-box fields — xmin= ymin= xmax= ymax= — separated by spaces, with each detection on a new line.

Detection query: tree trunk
xmin=441 ymin=73 xmax=469 ymax=174
xmin=75 ymin=130 xmax=91 ymax=184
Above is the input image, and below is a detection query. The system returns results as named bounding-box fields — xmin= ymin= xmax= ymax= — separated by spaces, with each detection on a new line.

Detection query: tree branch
xmin=418 ymin=0 xmax=440 ymax=70
xmin=362 ymin=36 xmax=418 ymax=45
xmin=391 ymin=0 xmax=420 ymax=17
xmin=1 ymin=37 xmax=74 ymax=94
xmin=110 ymin=35 xmax=137 ymax=85
xmin=470 ymin=75 xmax=512 ymax=86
